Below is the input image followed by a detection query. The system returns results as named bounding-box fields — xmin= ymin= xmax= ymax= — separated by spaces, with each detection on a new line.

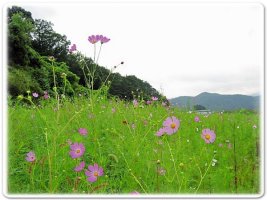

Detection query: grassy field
xmin=8 ymin=95 xmax=260 ymax=194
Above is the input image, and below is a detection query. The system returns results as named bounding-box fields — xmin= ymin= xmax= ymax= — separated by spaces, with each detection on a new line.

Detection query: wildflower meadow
xmin=7 ymin=34 xmax=260 ymax=195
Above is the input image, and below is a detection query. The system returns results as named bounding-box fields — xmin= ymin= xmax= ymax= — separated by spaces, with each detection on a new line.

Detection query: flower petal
xmin=87 ymin=175 xmax=97 ymax=182
xmin=93 ymin=163 xmax=99 ymax=170
xmin=85 ymin=170 xmax=92 ymax=177
xmin=98 ymin=167 xmax=104 ymax=176
xmin=88 ymin=165 xmax=94 ymax=172
xmin=163 ymin=117 xmax=172 ymax=127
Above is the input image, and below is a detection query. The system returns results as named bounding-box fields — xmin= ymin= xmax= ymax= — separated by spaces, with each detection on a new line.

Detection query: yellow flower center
xmin=76 ymin=149 xmax=81 ymax=154
xmin=171 ymin=123 xmax=176 ymax=129
xmin=94 ymin=171 xmax=99 ymax=177
xmin=205 ymin=134 xmax=211 ymax=140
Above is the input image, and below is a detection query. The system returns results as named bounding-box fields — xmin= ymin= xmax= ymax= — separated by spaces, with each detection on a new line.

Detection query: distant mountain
xmin=169 ymin=92 xmax=260 ymax=111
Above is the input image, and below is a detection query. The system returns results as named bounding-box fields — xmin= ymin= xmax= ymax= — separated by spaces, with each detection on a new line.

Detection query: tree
xmin=194 ymin=104 xmax=207 ymax=110
xmin=8 ymin=6 xmax=34 ymax=23
xmin=32 ymin=19 xmax=70 ymax=61
xmin=8 ymin=13 xmax=35 ymax=66
xmin=109 ymin=74 xmax=161 ymax=100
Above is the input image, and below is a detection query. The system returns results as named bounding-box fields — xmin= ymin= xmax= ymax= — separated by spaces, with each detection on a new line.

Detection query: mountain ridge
xmin=169 ymin=92 xmax=260 ymax=111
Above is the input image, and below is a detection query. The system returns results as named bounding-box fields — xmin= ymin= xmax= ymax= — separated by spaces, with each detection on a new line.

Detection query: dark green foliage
xmin=194 ymin=104 xmax=207 ymax=110
xmin=8 ymin=68 xmax=41 ymax=96
xmin=48 ymin=61 xmax=80 ymax=96
xmin=109 ymin=74 xmax=160 ymax=100
xmin=65 ymin=52 xmax=94 ymax=86
xmin=8 ymin=13 xmax=34 ymax=66
xmin=8 ymin=6 xmax=34 ymax=23
xmin=31 ymin=66 xmax=50 ymax=91
xmin=32 ymin=19 xmax=70 ymax=62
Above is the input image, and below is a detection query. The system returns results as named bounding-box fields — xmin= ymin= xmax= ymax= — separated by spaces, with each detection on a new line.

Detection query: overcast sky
xmin=11 ymin=2 xmax=263 ymax=98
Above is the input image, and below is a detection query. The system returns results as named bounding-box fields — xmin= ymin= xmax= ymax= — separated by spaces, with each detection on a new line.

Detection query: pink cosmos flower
xmin=146 ymin=100 xmax=152 ymax=105
xmin=151 ymin=96 xmax=158 ymax=101
xmin=69 ymin=143 xmax=85 ymax=159
xmin=163 ymin=116 xmax=180 ymax=135
xmin=99 ymin=35 xmax=110 ymax=44
xmin=69 ymin=44 xmax=77 ymax=53
xmin=133 ymin=99 xmax=138 ymax=107
xmin=201 ymin=129 xmax=216 ymax=143
xmin=78 ymin=128 xmax=88 ymax=136
xmin=155 ymin=127 xmax=166 ymax=137
xmin=194 ymin=116 xmax=200 ymax=122
xmin=32 ymin=92 xmax=38 ymax=98
xmin=85 ymin=163 xmax=104 ymax=182
xmin=43 ymin=91 xmax=49 ymax=99
xmin=74 ymin=161 xmax=85 ymax=172
xmin=88 ymin=35 xmax=100 ymax=44
xmin=26 ymin=151 xmax=36 ymax=162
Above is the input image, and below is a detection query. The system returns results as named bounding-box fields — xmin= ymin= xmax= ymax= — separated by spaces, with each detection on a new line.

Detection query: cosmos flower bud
xmin=48 ymin=56 xmax=55 ymax=61
xmin=17 ymin=95 xmax=24 ymax=100
xmin=61 ymin=73 xmax=67 ymax=78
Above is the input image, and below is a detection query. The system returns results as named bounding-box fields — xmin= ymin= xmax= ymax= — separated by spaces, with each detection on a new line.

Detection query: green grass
xmin=8 ymin=96 xmax=260 ymax=194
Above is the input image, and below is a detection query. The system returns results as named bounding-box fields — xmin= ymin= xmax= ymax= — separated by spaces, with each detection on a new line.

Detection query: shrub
xmin=8 ymin=68 xmax=41 ymax=96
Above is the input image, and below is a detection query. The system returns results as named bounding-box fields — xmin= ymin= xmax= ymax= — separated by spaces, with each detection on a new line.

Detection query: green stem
xmin=54 ymin=107 xmax=85 ymax=140
xmin=119 ymin=149 xmax=147 ymax=193
xmin=52 ymin=62 xmax=59 ymax=111
xmin=81 ymin=67 xmax=90 ymax=89
xmin=96 ymin=43 xmax=102 ymax=64
xmin=165 ymin=137 xmax=180 ymax=186
xmin=195 ymin=155 xmax=215 ymax=193
xmin=93 ymin=43 xmax=96 ymax=62
xmin=44 ymin=128 xmax=53 ymax=192
xmin=30 ymin=163 xmax=35 ymax=191
xmin=63 ymin=77 xmax=66 ymax=96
